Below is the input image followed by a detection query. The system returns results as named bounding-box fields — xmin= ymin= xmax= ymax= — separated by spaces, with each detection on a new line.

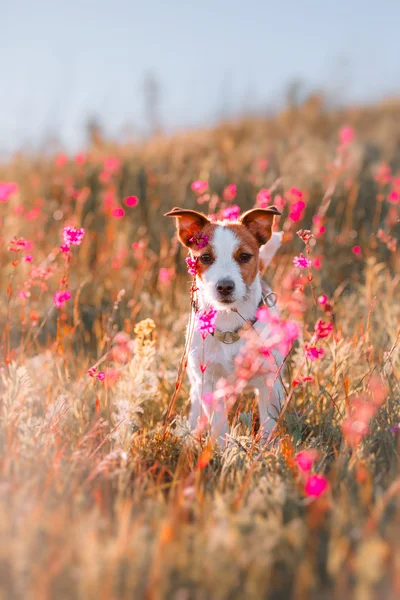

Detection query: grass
xmin=1 ymin=100 xmax=400 ymax=599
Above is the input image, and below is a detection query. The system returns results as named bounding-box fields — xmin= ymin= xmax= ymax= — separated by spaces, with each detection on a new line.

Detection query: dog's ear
xmin=164 ymin=207 xmax=210 ymax=247
xmin=239 ymin=206 xmax=281 ymax=246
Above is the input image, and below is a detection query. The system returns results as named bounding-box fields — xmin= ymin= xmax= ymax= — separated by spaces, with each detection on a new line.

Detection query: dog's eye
xmin=200 ymin=254 xmax=213 ymax=264
xmin=238 ymin=253 xmax=252 ymax=263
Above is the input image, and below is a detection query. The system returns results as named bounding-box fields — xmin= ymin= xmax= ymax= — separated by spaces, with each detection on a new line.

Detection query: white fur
xmin=187 ymin=230 xmax=285 ymax=445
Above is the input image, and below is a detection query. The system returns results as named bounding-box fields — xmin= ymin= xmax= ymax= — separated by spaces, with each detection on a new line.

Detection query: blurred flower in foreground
xmin=124 ymin=195 xmax=139 ymax=207
xmin=339 ymin=125 xmax=355 ymax=146
xmin=0 ymin=181 xmax=18 ymax=202
xmin=305 ymin=474 xmax=328 ymax=497
xmin=305 ymin=344 xmax=324 ymax=361
xmin=159 ymin=268 xmax=175 ymax=285
xmin=295 ymin=450 xmax=318 ymax=472
xmin=54 ymin=290 xmax=72 ymax=308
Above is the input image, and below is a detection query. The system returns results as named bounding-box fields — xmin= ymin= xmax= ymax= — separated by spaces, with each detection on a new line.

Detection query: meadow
xmin=1 ymin=98 xmax=400 ymax=599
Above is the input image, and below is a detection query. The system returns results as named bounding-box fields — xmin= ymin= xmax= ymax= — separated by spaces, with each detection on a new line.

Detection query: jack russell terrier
xmin=166 ymin=206 xmax=285 ymax=444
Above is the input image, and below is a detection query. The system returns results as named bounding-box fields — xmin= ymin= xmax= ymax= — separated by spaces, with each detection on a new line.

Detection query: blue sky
xmin=1 ymin=0 xmax=399 ymax=152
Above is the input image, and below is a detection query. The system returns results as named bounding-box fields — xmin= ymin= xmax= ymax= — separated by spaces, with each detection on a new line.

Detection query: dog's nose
xmin=216 ymin=279 xmax=235 ymax=296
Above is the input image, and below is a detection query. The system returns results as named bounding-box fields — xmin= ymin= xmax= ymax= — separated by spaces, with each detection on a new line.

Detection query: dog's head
xmin=165 ymin=206 xmax=281 ymax=309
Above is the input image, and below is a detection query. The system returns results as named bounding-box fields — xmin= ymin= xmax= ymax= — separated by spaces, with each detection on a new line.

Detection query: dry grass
xmin=1 ymin=100 xmax=400 ymax=599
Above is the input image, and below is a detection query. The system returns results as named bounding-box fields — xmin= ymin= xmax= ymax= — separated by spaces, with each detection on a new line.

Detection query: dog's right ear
xmin=164 ymin=207 xmax=210 ymax=247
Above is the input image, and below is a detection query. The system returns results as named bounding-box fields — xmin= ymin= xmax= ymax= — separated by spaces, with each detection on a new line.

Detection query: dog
xmin=165 ymin=206 xmax=285 ymax=444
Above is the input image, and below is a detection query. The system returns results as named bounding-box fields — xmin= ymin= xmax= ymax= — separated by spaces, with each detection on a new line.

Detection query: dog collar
xmin=212 ymin=291 xmax=277 ymax=345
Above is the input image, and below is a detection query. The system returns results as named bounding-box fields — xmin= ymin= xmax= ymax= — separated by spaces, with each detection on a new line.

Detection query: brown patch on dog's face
xmin=226 ymin=223 xmax=260 ymax=285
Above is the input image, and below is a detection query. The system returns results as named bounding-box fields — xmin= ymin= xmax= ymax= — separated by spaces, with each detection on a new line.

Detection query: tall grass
xmin=1 ymin=101 xmax=400 ymax=599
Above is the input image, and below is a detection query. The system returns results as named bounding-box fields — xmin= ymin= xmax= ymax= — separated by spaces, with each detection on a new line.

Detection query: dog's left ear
xmin=165 ymin=207 xmax=210 ymax=247
xmin=239 ymin=206 xmax=282 ymax=246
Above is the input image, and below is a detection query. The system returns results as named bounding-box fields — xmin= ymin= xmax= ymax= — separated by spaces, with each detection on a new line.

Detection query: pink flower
xmin=124 ymin=196 xmax=139 ymax=207
xmin=88 ymin=367 xmax=106 ymax=381
xmin=256 ymin=308 xmax=299 ymax=356
xmin=24 ymin=254 xmax=33 ymax=263
xmin=289 ymin=200 xmax=306 ymax=222
xmin=352 ymin=245 xmax=361 ymax=256
xmin=63 ymin=226 xmax=85 ymax=246
xmin=0 ymin=181 xmax=18 ymax=203
xmin=293 ymin=254 xmax=311 ymax=269
xmin=339 ymin=126 xmax=355 ymax=146
xmin=388 ymin=189 xmax=399 ymax=204
xmin=256 ymin=188 xmax=271 ymax=208
xmin=189 ymin=232 xmax=209 ymax=249
xmin=202 ymin=392 xmax=214 ymax=406
xmin=112 ymin=208 xmax=125 ymax=218
xmin=159 ymin=267 xmax=175 ymax=284
xmin=60 ymin=244 xmax=70 ymax=253
xmin=195 ymin=307 xmax=217 ymax=339
xmin=75 ymin=152 xmax=86 ymax=165
xmin=304 ymin=474 xmax=328 ymax=497
xmin=223 ymin=184 xmax=237 ymax=201
xmin=55 ymin=153 xmax=68 ymax=168
xmin=221 ymin=204 xmax=240 ymax=220
xmin=292 ymin=376 xmax=314 ymax=388
xmin=191 ymin=180 xmax=208 ymax=194
xmin=185 ymin=256 xmax=198 ymax=276
xmin=318 ymin=295 xmax=328 ymax=306
xmin=305 ymin=344 xmax=324 ymax=361
xmin=314 ymin=319 xmax=333 ymax=339
xmin=375 ymin=164 xmax=391 ymax=185
xmin=54 ymin=290 xmax=72 ymax=308
xmin=8 ymin=237 xmax=28 ymax=252
xmin=295 ymin=450 xmax=318 ymax=472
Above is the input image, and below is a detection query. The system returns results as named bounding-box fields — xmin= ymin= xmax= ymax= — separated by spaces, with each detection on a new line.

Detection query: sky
xmin=1 ymin=0 xmax=399 ymax=153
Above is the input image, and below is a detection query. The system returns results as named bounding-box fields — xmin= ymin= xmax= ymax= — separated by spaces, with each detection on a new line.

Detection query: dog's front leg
xmin=188 ymin=376 xmax=229 ymax=445
xmin=252 ymin=375 xmax=285 ymax=443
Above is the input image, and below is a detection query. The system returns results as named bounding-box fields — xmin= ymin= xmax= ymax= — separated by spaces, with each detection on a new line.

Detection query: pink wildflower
xmin=88 ymin=367 xmax=106 ymax=381
xmin=293 ymin=254 xmax=311 ymax=269
xmin=60 ymin=244 xmax=70 ymax=253
xmin=352 ymin=245 xmax=361 ymax=256
xmin=318 ymin=295 xmax=328 ymax=306
xmin=124 ymin=195 xmax=139 ymax=207
xmin=189 ymin=232 xmax=209 ymax=249
xmin=24 ymin=254 xmax=33 ymax=263
xmin=256 ymin=188 xmax=271 ymax=208
xmin=54 ymin=290 xmax=72 ymax=308
xmin=256 ymin=308 xmax=299 ymax=356
xmin=292 ymin=376 xmax=314 ymax=388
xmin=0 ymin=181 xmax=18 ymax=203
xmin=195 ymin=307 xmax=217 ymax=339
xmin=339 ymin=126 xmax=355 ymax=146
xmin=375 ymin=164 xmax=391 ymax=185
xmin=388 ymin=189 xmax=399 ymax=204
xmin=112 ymin=208 xmax=125 ymax=218
xmin=295 ymin=450 xmax=318 ymax=472
xmin=191 ymin=180 xmax=208 ymax=194
xmin=63 ymin=226 xmax=85 ymax=246
xmin=185 ymin=256 xmax=198 ymax=276
xmin=305 ymin=344 xmax=324 ymax=361
xmin=289 ymin=200 xmax=306 ymax=222
xmin=304 ymin=474 xmax=328 ymax=497
xmin=8 ymin=237 xmax=28 ymax=252
xmin=297 ymin=229 xmax=313 ymax=243
xmin=223 ymin=184 xmax=237 ymax=201
xmin=159 ymin=267 xmax=175 ymax=285
xmin=314 ymin=319 xmax=333 ymax=339
xmin=221 ymin=204 xmax=240 ymax=220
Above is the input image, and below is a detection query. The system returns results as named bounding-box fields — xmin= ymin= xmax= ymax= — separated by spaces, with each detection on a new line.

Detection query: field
xmin=1 ymin=99 xmax=400 ymax=599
